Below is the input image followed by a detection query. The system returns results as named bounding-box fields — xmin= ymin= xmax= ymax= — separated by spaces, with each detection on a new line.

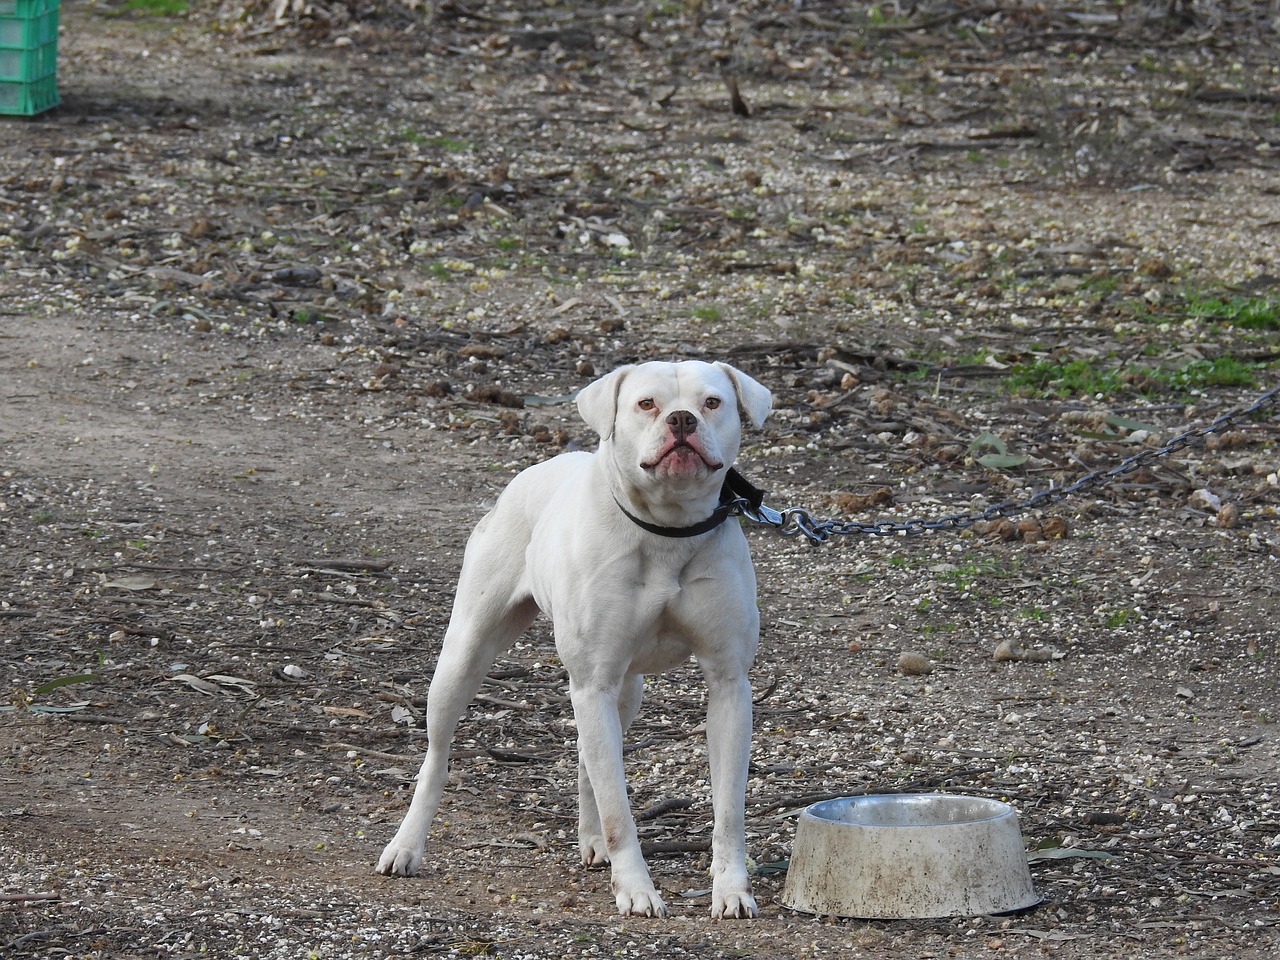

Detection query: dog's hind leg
xmin=376 ymin=533 xmax=538 ymax=878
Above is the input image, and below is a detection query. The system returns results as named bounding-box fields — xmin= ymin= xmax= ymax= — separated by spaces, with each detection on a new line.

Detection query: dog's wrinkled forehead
xmin=576 ymin=361 xmax=771 ymax=439
xmin=618 ymin=362 xmax=726 ymax=409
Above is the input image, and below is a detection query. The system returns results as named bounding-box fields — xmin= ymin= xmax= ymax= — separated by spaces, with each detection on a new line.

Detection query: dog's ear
xmin=714 ymin=362 xmax=772 ymax=428
xmin=576 ymin=365 xmax=635 ymax=439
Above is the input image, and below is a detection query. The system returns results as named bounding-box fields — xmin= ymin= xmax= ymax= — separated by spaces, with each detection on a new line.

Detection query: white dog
xmin=376 ymin=360 xmax=772 ymax=919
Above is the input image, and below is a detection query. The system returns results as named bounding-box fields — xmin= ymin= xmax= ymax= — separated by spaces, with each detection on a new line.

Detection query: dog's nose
xmin=666 ymin=410 xmax=697 ymax=439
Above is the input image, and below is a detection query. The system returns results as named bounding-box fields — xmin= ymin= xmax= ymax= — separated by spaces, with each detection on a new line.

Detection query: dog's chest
xmin=539 ymin=542 xmax=720 ymax=672
xmin=619 ymin=555 xmax=727 ymax=667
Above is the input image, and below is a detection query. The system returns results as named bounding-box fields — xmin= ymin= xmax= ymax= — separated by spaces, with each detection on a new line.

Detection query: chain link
xmin=733 ymin=384 xmax=1280 ymax=544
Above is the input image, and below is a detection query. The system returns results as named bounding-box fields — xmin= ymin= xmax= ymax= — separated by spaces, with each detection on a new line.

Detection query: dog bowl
xmin=781 ymin=793 xmax=1039 ymax=919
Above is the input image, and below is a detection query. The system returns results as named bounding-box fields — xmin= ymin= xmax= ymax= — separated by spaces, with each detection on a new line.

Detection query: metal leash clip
xmin=739 ymin=502 xmax=785 ymax=527
xmin=778 ymin=507 xmax=831 ymax=542
xmin=733 ymin=499 xmax=834 ymax=543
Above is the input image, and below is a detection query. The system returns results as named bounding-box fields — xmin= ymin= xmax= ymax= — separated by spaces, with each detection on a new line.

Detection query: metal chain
xmin=733 ymin=384 xmax=1280 ymax=544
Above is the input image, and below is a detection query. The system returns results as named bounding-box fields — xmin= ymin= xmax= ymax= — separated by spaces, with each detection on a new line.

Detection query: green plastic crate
xmin=0 ymin=0 xmax=59 ymax=116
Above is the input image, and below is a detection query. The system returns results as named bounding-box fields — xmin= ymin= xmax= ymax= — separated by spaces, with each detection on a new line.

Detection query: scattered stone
xmin=828 ymin=487 xmax=894 ymax=514
xmin=993 ymin=639 xmax=1054 ymax=663
xmin=1040 ymin=516 xmax=1069 ymax=539
xmin=897 ymin=651 xmax=933 ymax=676
xmin=1082 ymin=811 xmax=1127 ymax=826
xmin=982 ymin=519 xmax=1018 ymax=541
xmin=459 ymin=345 xmax=505 ymax=360
xmin=472 ymin=385 xmax=525 ymax=408
xmin=972 ymin=517 xmax=1069 ymax=541
xmin=1188 ymin=488 xmax=1222 ymax=512
xmin=992 ymin=638 xmax=1023 ymax=662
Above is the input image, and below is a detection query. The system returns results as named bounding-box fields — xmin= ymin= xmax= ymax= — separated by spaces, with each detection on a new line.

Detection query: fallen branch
xmin=641 ymin=839 xmax=709 ymax=856
xmin=637 ymin=797 xmax=695 ymax=822
xmin=294 ymin=558 xmax=393 ymax=573
xmin=328 ymin=743 xmax=417 ymax=764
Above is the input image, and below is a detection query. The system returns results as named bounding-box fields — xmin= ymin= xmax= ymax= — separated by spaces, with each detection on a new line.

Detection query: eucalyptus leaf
xmin=391 ymin=704 xmax=415 ymax=725
xmin=969 ymin=431 xmax=1008 ymax=455
xmin=1027 ymin=847 xmax=1116 ymax=862
xmin=204 ymin=674 xmax=259 ymax=697
xmin=168 ymin=673 xmax=223 ymax=696
xmin=29 ymin=702 xmax=92 ymax=714
xmin=977 ymin=453 xmax=1029 ymax=470
xmin=1106 ymin=415 xmax=1161 ymax=433
xmin=101 ymin=574 xmax=158 ymax=591
xmin=33 ymin=673 xmax=97 ymax=695
xmin=523 ymin=393 xmax=577 ymax=406
xmin=751 ymin=859 xmax=791 ymax=875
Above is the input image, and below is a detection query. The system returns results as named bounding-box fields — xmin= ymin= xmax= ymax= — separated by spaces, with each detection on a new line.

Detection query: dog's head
xmin=577 ymin=361 xmax=772 ymax=510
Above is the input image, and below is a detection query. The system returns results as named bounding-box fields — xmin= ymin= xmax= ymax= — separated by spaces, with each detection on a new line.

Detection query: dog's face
xmin=577 ymin=360 xmax=772 ymax=498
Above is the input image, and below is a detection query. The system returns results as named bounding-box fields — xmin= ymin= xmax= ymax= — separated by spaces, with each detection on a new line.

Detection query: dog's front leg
xmin=570 ymin=677 xmax=667 ymax=918
xmin=577 ymin=674 xmax=644 ymax=868
xmin=704 ymin=674 xmax=758 ymax=919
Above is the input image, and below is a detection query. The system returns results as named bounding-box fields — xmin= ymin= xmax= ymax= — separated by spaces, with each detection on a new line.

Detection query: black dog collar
xmin=614 ymin=468 xmax=767 ymax=539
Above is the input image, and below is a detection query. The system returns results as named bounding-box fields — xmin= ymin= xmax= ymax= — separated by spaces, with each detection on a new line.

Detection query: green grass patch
xmin=1104 ymin=608 xmax=1135 ymax=629
xmin=123 ymin=0 xmax=188 ymax=13
xmin=1008 ymin=355 xmax=1266 ymax=399
xmin=1078 ymin=274 xmax=1121 ymax=297
xmin=937 ymin=554 xmax=1015 ymax=592
xmin=1126 ymin=292 xmax=1280 ymax=330
xmin=290 ymin=308 xmax=332 ymax=325
xmin=426 ymin=135 xmax=473 ymax=152
xmin=921 ymin=623 xmax=958 ymax=636
xmin=1185 ymin=294 xmax=1280 ymax=329
xmin=1158 ymin=356 xmax=1258 ymax=390
xmin=868 ymin=3 xmax=910 ymax=25
xmin=1007 ymin=358 xmax=1126 ymax=397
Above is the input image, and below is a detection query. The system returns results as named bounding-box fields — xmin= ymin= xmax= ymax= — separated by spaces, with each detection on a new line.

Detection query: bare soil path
xmin=3 ymin=3 xmax=1279 ymax=957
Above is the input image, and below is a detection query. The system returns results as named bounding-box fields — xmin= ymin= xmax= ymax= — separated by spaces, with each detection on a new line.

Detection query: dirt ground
xmin=3 ymin=2 xmax=1279 ymax=957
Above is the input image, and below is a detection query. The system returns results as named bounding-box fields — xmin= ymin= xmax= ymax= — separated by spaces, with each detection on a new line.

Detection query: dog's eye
xmin=704 ymin=397 xmax=722 ymax=410
xmin=637 ymin=398 xmax=656 ymax=412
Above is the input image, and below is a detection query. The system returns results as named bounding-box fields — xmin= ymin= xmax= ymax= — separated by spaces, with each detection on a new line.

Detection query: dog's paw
xmin=375 ymin=842 xmax=423 ymax=877
xmin=615 ymin=886 xmax=668 ymax=919
xmin=578 ymin=836 xmax=610 ymax=868
xmin=710 ymin=888 xmax=758 ymax=920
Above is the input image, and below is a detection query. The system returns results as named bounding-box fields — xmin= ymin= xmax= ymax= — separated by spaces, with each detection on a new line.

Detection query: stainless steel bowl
xmin=781 ymin=793 xmax=1039 ymax=919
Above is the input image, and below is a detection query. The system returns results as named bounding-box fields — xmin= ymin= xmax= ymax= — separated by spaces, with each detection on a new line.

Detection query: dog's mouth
xmin=642 ymin=439 xmax=723 ymax=472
